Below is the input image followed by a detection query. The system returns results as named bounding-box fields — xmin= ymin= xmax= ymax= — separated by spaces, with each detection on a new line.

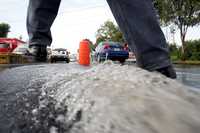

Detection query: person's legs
xmin=27 ymin=0 xmax=61 ymax=46
xmin=106 ymin=0 xmax=176 ymax=78
xmin=27 ymin=0 xmax=61 ymax=61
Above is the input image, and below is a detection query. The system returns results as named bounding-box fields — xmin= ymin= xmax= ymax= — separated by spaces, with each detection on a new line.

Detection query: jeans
xmin=27 ymin=0 xmax=171 ymax=70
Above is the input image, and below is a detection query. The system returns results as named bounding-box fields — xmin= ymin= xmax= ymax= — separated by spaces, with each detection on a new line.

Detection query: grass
xmin=173 ymin=60 xmax=200 ymax=65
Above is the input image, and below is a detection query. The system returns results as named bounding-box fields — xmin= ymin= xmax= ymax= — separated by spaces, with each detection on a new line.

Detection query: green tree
xmin=169 ymin=44 xmax=181 ymax=61
xmin=0 ymin=23 xmax=10 ymax=37
xmin=183 ymin=39 xmax=200 ymax=60
xmin=96 ymin=20 xmax=124 ymax=44
xmin=83 ymin=39 xmax=95 ymax=52
xmin=169 ymin=40 xmax=200 ymax=61
xmin=154 ymin=0 xmax=200 ymax=53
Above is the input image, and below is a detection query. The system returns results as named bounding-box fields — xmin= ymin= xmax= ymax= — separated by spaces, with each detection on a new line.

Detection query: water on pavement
xmin=0 ymin=62 xmax=200 ymax=133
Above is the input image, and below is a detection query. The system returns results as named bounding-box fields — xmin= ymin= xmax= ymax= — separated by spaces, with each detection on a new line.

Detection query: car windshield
xmin=104 ymin=42 xmax=123 ymax=49
xmin=0 ymin=43 xmax=9 ymax=48
xmin=15 ymin=48 xmax=27 ymax=52
xmin=52 ymin=50 xmax=66 ymax=54
xmin=110 ymin=44 xmax=122 ymax=48
xmin=100 ymin=42 xmax=121 ymax=47
xmin=13 ymin=44 xmax=29 ymax=53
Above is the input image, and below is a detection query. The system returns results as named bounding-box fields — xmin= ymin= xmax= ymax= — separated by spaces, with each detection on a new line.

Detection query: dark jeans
xmin=27 ymin=0 xmax=171 ymax=70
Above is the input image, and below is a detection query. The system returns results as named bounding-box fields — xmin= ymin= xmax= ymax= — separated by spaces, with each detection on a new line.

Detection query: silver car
xmin=49 ymin=48 xmax=70 ymax=63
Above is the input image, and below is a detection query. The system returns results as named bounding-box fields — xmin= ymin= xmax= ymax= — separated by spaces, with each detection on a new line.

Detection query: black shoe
xmin=29 ymin=45 xmax=47 ymax=62
xmin=156 ymin=65 xmax=177 ymax=79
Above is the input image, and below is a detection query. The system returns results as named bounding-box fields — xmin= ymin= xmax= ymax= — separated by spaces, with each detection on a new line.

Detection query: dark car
xmin=49 ymin=48 xmax=70 ymax=63
xmin=95 ymin=41 xmax=129 ymax=63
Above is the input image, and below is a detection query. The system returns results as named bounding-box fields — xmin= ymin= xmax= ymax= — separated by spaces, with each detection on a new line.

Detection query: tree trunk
xmin=179 ymin=24 xmax=188 ymax=61
xmin=181 ymin=32 xmax=186 ymax=54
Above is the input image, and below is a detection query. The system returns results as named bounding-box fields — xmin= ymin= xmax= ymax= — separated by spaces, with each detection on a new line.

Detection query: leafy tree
xmin=169 ymin=40 xmax=200 ymax=61
xmin=96 ymin=20 xmax=124 ymax=44
xmin=0 ymin=23 xmax=10 ymax=37
xmin=83 ymin=39 xmax=95 ymax=52
xmin=154 ymin=0 xmax=200 ymax=53
xmin=169 ymin=44 xmax=181 ymax=61
xmin=182 ymin=39 xmax=200 ymax=60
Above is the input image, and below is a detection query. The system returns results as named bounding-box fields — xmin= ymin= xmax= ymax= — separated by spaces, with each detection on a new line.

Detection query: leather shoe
xmin=156 ymin=65 xmax=177 ymax=79
xmin=29 ymin=45 xmax=47 ymax=62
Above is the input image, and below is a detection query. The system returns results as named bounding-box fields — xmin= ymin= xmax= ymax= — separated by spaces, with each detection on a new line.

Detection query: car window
xmin=13 ymin=44 xmax=28 ymax=52
xmin=52 ymin=50 xmax=66 ymax=54
xmin=16 ymin=48 xmax=27 ymax=52
xmin=110 ymin=44 xmax=122 ymax=48
xmin=0 ymin=43 xmax=9 ymax=48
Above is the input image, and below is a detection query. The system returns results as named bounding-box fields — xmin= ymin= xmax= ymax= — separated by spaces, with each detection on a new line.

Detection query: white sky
xmin=0 ymin=0 xmax=199 ymax=53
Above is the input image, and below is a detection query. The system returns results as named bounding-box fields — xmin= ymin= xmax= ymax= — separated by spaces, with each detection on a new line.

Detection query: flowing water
xmin=0 ymin=63 xmax=200 ymax=133
xmin=176 ymin=65 xmax=200 ymax=89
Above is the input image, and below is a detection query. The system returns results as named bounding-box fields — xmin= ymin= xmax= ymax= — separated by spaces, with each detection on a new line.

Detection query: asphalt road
xmin=0 ymin=63 xmax=89 ymax=133
xmin=1 ymin=62 xmax=200 ymax=133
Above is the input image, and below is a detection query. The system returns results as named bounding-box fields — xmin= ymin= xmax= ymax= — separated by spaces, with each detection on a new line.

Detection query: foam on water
xmin=1 ymin=62 xmax=200 ymax=133
xmin=41 ymin=62 xmax=200 ymax=133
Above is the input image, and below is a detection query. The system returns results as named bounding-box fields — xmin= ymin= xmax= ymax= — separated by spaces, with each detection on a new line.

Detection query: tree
xmin=154 ymin=0 xmax=200 ymax=53
xmin=83 ymin=39 xmax=95 ymax=52
xmin=169 ymin=44 xmax=181 ymax=61
xmin=182 ymin=39 xmax=200 ymax=60
xmin=96 ymin=20 xmax=124 ymax=44
xmin=0 ymin=23 xmax=10 ymax=37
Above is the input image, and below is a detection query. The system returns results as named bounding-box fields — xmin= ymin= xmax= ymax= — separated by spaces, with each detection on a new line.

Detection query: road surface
xmin=0 ymin=62 xmax=200 ymax=133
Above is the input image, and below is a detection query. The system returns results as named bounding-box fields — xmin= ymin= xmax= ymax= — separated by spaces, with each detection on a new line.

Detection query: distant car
xmin=12 ymin=43 xmax=29 ymax=55
xmin=126 ymin=51 xmax=136 ymax=63
xmin=49 ymin=48 xmax=70 ymax=63
xmin=95 ymin=41 xmax=129 ymax=63
xmin=69 ymin=54 xmax=77 ymax=62
xmin=12 ymin=43 xmax=34 ymax=63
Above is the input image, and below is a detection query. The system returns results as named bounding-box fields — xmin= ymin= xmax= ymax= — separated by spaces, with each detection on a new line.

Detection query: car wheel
xmin=66 ymin=58 xmax=70 ymax=63
xmin=54 ymin=59 xmax=57 ymax=63
xmin=50 ymin=59 xmax=54 ymax=63
xmin=119 ymin=59 xmax=125 ymax=64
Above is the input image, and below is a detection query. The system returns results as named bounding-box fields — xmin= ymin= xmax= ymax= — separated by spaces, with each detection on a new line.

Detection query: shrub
xmin=183 ymin=39 xmax=200 ymax=61
xmin=169 ymin=39 xmax=200 ymax=61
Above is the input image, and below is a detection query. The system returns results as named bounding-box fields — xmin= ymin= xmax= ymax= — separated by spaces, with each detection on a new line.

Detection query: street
xmin=0 ymin=63 xmax=89 ymax=132
xmin=0 ymin=62 xmax=200 ymax=133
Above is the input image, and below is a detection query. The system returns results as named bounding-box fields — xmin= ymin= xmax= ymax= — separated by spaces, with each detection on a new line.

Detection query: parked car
xmin=49 ymin=48 xmax=70 ymax=63
xmin=69 ymin=54 xmax=77 ymax=62
xmin=12 ymin=43 xmax=29 ymax=55
xmin=127 ymin=51 xmax=136 ymax=63
xmin=12 ymin=43 xmax=35 ymax=63
xmin=95 ymin=41 xmax=129 ymax=63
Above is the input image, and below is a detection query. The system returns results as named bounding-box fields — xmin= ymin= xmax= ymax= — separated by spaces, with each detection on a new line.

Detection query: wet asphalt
xmin=1 ymin=63 xmax=200 ymax=133
xmin=0 ymin=63 xmax=88 ymax=133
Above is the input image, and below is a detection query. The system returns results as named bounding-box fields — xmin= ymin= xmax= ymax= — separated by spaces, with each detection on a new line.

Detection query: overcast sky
xmin=0 ymin=0 xmax=199 ymax=53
